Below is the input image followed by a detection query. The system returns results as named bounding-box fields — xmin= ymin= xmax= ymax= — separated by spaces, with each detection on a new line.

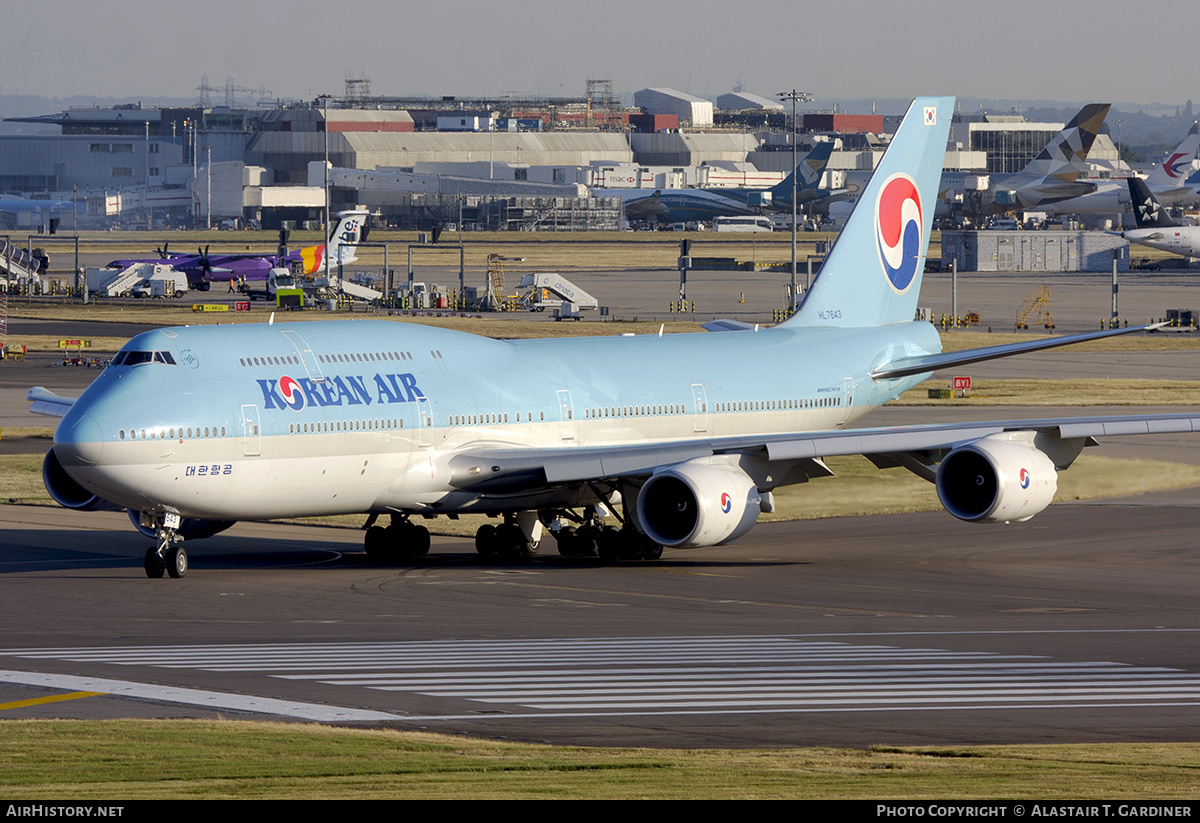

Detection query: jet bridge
xmin=517 ymin=272 xmax=598 ymax=313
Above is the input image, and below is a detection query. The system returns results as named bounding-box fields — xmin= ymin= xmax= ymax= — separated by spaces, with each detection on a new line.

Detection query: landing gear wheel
xmin=494 ymin=523 xmax=530 ymax=558
xmin=642 ymin=541 xmax=664 ymax=560
xmin=597 ymin=526 xmax=623 ymax=561
xmin=364 ymin=525 xmax=390 ymax=563
xmin=407 ymin=524 xmax=431 ymax=557
xmin=144 ymin=547 xmax=164 ymax=579
xmin=475 ymin=524 xmax=498 ymax=558
xmin=167 ymin=545 xmax=188 ymax=578
xmin=555 ymin=526 xmax=578 ymax=557
xmin=574 ymin=526 xmax=600 ymax=557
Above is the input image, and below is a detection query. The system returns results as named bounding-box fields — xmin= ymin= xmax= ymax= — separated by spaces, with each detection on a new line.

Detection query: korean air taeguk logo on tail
xmin=874 ymin=173 xmax=923 ymax=294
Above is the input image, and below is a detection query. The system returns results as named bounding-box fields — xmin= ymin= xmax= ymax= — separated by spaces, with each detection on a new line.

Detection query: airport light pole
xmin=777 ymin=90 xmax=813 ymax=314
xmin=322 ymin=94 xmax=331 ymax=290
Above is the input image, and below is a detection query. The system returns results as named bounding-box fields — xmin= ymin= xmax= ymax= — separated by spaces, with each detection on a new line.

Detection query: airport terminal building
xmin=0 ymin=92 xmax=1125 ymax=232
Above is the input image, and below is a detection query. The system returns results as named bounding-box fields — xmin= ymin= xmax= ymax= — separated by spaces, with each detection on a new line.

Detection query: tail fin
xmin=1129 ymin=177 xmax=1179 ymax=229
xmin=296 ymin=210 xmax=369 ymax=275
xmin=770 ymin=141 xmax=833 ymax=201
xmin=1145 ymin=133 xmax=1200 ymax=190
xmin=1020 ymin=103 xmax=1110 ymax=185
xmin=326 ymin=209 xmax=369 ymax=265
xmin=787 ymin=96 xmax=953 ymax=328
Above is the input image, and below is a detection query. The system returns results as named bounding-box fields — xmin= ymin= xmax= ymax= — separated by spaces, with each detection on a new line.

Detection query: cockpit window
xmin=115 ymin=350 xmax=175 ymax=366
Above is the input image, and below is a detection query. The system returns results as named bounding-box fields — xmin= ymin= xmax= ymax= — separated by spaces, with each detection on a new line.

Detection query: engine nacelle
xmin=126 ymin=510 xmax=236 ymax=541
xmin=635 ymin=459 xmax=762 ymax=548
xmin=936 ymin=434 xmax=1057 ymax=523
xmin=42 ymin=449 xmax=120 ymax=511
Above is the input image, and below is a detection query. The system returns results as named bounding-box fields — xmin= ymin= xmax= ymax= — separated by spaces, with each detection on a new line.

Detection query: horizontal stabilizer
xmin=702 ymin=319 xmax=756 ymax=332
xmin=872 ymin=323 xmax=1166 ymax=380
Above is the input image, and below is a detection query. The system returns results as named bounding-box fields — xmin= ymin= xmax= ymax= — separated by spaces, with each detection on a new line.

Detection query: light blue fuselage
xmin=54 ymin=318 xmax=939 ymax=520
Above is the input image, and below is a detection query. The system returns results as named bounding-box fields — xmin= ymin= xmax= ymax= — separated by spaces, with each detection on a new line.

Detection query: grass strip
xmin=0 ymin=720 xmax=1198 ymax=799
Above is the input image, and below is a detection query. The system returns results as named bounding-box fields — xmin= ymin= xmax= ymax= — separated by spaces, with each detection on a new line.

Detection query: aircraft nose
xmin=54 ymin=412 xmax=104 ymax=467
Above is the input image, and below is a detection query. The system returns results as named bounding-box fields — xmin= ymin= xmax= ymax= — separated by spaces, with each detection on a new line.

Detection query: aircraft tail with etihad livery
xmin=31 ymin=97 xmax=1200 ymax=578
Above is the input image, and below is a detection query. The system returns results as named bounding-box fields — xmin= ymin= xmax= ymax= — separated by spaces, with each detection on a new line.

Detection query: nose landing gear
xmin=142 ymin=510 xmax=187 ymax=578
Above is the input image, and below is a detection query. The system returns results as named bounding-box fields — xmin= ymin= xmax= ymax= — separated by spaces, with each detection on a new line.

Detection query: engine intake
xmin=42 ymin=449 xmax=120 ymax=511
xmin=936 ymin=434 xmax=1057 ymax=523
xmin=635 ymin=459 xmax=761 ymax=548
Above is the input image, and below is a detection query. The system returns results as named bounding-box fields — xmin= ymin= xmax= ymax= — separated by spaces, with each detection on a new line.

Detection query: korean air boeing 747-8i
xmin=31 ymin=97 xmax=1200 ymax=578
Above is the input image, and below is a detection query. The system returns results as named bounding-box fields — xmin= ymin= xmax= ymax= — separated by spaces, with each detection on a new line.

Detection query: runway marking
xmin=0 ymin=671 xmax=400 ymax=722
xmin=3 ymin=636 xmax=1200 ymax=721
xmin=0 ymin=691 xmax=102 ymax=711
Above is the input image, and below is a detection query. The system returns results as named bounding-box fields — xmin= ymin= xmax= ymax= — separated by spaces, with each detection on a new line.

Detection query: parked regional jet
xmin=605 ymin=142 xmax=840 ymax=224
xmin=104 ymin=210 xmax=369 ymax=291
xmin=31 ymin=97 xmax=1200 ymax=579
xmin=940 ymin=103 xmax=1112 ymax=212
xmin=1123 ymin=176 xmax=1200 ymax=259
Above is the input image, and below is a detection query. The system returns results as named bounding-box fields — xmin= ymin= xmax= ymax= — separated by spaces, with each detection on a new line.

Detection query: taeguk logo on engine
xmin=875 ymin=173 xmax=923 ymax=294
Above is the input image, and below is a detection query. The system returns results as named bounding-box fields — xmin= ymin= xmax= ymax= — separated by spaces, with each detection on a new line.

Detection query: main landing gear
xmin=476 ymin=506 xmax=665 ymax=563
xmin=143 ymin=512 xmax=187 ymax=579
xmin=475 ymin=511 xmax=542 ymax=559
xmin=363 ymin=513 xmax=431 ymax=565
xmin=557 ymin=524 xmax=660 ymax=561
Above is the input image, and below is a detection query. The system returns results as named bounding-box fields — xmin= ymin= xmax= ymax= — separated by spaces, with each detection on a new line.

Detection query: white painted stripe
xmin=386 ymin=700 xmax=1200 ymax=722
xmin=517 ymin=692 xmax=1200 ymax=710
xmin=5 ymin=635 xmax=1198 ymax=721
xmin=414 ymin=679 xmax=1200 ymax=698
xmin=287 ymin=666 xmax=1170 ymax=685
xmin=0 ymin=670 xmax=401 ymax=722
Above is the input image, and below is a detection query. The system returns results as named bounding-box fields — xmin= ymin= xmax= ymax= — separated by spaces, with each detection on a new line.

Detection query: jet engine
xmin=635 ymin=459 xmax=762 ymax=548
xmin=41 ymin=449 xmax=120 ymax=511
xmin=935 ymin=434 xmax=1057 ymax=523
xmin=126 ymin=511 xmax=236 ymax=541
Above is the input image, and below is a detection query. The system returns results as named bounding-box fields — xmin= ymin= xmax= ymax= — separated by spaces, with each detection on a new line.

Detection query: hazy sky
xmin=4 ymin=0 xmax=1196 ymax=108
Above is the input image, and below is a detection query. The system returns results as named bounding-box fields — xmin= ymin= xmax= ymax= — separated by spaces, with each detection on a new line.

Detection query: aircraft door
xmin=691 ymin=383 xmax=708 ymax=432
xmin=557 ymin=390 xmax=575 ymax=440
xmin=416 ymin=394 xmax=432 ymax=447
xmin=838 ymin=377 xmax=854 ymax=427
xmin=240 ymin=404 xmax=261 ymax=456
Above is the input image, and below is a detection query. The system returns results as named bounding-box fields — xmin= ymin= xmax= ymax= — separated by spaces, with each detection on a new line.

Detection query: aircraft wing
xmin=27 ymin=387 xmax=75 ymax=418
xmin=446 ymin=411 xmax=1200 ymax=494
xmin=622 ymin=192 xmax=669 ymax=218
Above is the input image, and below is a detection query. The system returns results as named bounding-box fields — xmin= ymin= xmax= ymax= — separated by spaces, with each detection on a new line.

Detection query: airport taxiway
xmin=2 ymin=493 xmax=1200 ymax=748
